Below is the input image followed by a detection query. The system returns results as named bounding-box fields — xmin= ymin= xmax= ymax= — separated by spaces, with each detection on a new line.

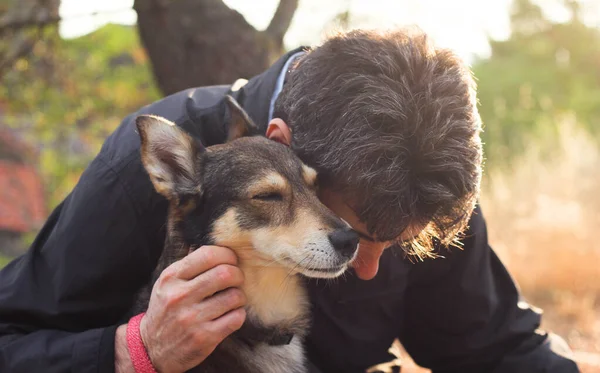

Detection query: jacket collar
xmin=235 ymin=46 xmax=308 ymax=134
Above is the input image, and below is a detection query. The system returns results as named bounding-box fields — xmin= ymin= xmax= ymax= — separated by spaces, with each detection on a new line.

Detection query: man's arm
xmin=0 ymin=327 xmax=118 ymax=373
xmin=115 ymin=325 xmax=136 ymax=373
xmin=398 ymin=205 xmax=580 ymax=373
xmin=0 ymin=151 xmax=161 ymax=372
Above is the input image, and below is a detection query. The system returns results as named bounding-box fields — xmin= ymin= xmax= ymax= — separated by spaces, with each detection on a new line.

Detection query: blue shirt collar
xmin=268 ymin=51 xmax=306 ymax=123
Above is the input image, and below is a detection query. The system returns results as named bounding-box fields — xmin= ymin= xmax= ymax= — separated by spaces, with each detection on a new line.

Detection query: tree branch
xmin=265 ymin=0 xmax=298 ymax=44
xmin=0 ymin=10 xmax=59 ymax=34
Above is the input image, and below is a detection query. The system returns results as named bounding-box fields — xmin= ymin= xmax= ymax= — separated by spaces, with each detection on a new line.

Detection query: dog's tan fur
xmin=208 ymin=207 xmax=308 ymax=326
xmin=247 ymin=172 xmax=290 ymax=196
xmin=302 ymin=165 xmax=317 ymax=187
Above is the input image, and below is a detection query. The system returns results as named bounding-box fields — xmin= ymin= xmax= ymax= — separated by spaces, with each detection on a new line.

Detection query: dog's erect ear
xmin=224 ymin=95 xmax=258 ymax=142
xmin=136 ymin=115 xmax=203 ymax=201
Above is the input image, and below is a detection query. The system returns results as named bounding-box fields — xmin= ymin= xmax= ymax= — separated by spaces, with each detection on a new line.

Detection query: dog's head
xmin=136 ymin=96 xmax=358 ymax=278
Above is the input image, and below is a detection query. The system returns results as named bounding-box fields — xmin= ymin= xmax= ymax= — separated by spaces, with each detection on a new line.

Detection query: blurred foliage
xmin=0 ymin=254 xmax=10 ymax=268
xmin=0 ymin=24 xmax=161 ymax=208
xmin=473 ymin=0 xmax=600 ymax=167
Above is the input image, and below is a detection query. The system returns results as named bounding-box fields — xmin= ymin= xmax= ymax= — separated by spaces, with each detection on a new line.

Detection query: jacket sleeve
xmin=398 ymin=205 xmax=580 ymax=373
xmin=0 ymin=126 xmax=166 ymax=372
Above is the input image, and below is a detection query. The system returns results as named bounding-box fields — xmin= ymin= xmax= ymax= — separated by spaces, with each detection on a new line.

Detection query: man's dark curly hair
xmin=273 ymin=28 xmax=483 ymax=257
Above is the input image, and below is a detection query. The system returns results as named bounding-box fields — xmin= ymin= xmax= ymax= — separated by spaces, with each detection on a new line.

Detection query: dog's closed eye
xmin=252 ymin=191 xmax=284 ymax=201
xmin=249 ymin=173 xmax=288 ymax=202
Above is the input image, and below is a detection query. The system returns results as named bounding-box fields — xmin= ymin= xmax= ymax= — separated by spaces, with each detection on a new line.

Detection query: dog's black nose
xmin=328 ymin=228 xmax=359 ymax=258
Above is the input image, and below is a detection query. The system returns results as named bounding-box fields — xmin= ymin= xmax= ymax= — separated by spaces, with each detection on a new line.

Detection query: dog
xmin=131 ymin=95 xmax=360 ymax=373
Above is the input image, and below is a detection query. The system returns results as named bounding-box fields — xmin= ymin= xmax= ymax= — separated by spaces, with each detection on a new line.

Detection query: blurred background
xmin=0 ymin=0 xmax=599 ymax=371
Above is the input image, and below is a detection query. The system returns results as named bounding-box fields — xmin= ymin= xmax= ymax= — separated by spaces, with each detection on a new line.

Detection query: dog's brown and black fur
xmin=131 ymin=96 xmax=359 ymax=373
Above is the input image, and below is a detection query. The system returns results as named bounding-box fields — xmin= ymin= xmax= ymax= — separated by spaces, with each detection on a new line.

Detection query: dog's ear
xmin=224 ymin=95 xmax=258 ymax=142
xmin=136 ymin=115 xmax=203 ymax=202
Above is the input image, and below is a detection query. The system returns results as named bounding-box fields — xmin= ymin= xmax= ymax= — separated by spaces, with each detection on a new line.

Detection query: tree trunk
xmin=134 ymin=0 xmax=298 ymax=96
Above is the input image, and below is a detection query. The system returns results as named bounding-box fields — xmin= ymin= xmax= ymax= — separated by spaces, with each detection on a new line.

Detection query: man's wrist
xmin=126 ymin=313 xmax=159 ymax=373
xmin=115 ymin=324 xmax=135 ymax=373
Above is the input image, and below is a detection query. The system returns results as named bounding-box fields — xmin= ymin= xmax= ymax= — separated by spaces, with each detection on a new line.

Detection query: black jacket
xmin=0 ymin=48 xmax=580 ymax=373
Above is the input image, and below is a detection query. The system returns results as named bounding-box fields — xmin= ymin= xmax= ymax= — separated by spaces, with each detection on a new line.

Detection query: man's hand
xmin=115 ymin=246 xmax=247 ymax=373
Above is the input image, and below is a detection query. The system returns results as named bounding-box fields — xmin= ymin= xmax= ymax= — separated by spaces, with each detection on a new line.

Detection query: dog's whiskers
xmin=283 ymin=253 xmax=312 ymax=283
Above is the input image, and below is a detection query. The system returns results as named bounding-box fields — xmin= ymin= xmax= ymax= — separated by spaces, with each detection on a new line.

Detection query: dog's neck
xmin=239 ymin=261 xmax=309 ymax=329
xmin=235 ymin=261 xmax=310 ymax=347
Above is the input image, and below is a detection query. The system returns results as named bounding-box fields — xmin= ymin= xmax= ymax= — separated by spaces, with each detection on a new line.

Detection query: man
xmin=0 ymin=28 xmax=579 ymax=373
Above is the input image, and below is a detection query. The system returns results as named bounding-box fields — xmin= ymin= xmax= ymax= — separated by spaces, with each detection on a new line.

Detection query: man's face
xmin=318 ymin=187 xmax=425 ymax=280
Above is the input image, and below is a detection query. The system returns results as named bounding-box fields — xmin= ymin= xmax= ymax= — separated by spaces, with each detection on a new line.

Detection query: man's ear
xmin=224 ymin=95 xmax=258 ymax=142
xmin=136 ymin=115 xmax=203 ymax=202
xmin=266 ymin=118 xmax=292 ymax=146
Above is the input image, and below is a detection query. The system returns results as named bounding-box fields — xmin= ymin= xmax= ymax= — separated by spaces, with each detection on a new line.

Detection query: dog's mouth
xmin=279 ymin=257 xmax=350 ymax=279
xmin=307 ymin=264 xmax=346 ymax=273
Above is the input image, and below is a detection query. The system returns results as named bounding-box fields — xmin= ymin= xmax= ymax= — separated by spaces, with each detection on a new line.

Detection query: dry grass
xmin=479 ymin=120 xmax=600 ymax=371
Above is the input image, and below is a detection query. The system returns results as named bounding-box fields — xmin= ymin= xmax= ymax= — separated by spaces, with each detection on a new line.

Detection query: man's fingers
xmin=205 ymin=307 xmax=247 ymax=343
xmin=196 ymin=288 xmax=247 ymax=321
xmin=171 ymin=245 xmax=239 ymax=280
xmin=187 ymin=264 xmax=245 ymax=300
